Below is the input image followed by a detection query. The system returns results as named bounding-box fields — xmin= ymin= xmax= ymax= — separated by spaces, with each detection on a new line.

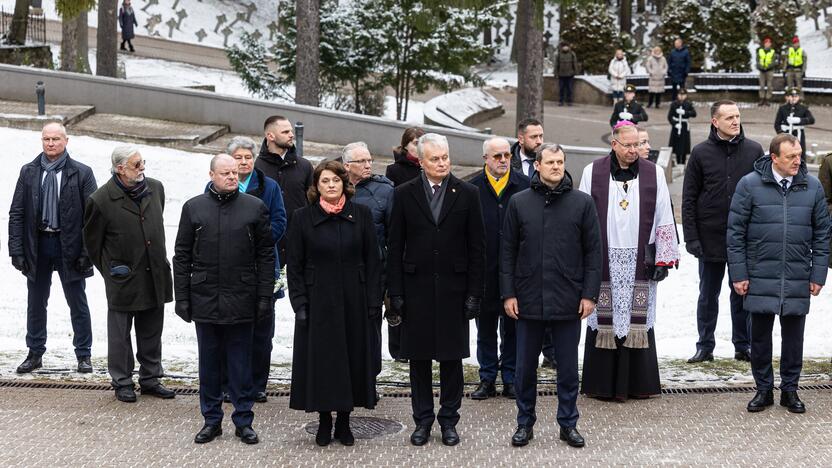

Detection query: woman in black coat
xmin=287 ymin=160 xmax=382 ymax=447
xmin=118 ymin=0 xmax=138 ymax=52
xmin=385 ymin=127 xmax=424 ymax=186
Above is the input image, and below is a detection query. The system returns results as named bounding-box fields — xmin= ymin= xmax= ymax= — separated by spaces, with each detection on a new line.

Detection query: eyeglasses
xmin=122 ymin=160 xmax=146 ymax=170
xmin=489 ymin=152 xmax=512 ymax=161
xmin=613 ymin=139 xmax=645 ymax=150
xmin=350 ymin=158 xmax=373 ymax=165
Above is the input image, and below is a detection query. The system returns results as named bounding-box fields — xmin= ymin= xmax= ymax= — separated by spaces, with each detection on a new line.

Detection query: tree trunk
xmin=515 ymin=0 xmax=544 ymax=125
xmin=620 ymin=0 xmax=632 ymax=34
xmin=61 ymin=11 xmax=90 ymax=73
xmin=637 ymin=0 xmax=645 ymax=13
xmin=655 ymin=0 xmax=664 ymax=15
xmin=8 ymin=0 xmax=29 ymax=45
xmin=510 ymin=0 xmax=526 ymax=63
xmin=96 ymin=0 xmax=118 ymax=77
xmin=484 ymin=24 xmax=492 ymax=45
xmin=295 ymin=0 xmax=320 ymax=106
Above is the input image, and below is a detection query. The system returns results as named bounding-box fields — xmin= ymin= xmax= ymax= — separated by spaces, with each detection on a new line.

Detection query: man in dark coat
xmin=501 ymin=144 xmax=601 ymax=448
xmin=667 ymin=88 xmax=697 ymax=165
xmin=668 ymin=38 xmax=691 ymax=102
xmin=8 ymin=122 xmax=97 ymax=375
xmin=173 ymin=154 xmax=275 ymax=445
xmin=83 ymin=146 xmax=175 ymax=403
xmin=118 ymin=0 xmax=138 ymax=52
xmin=774 ymin=88 xmax=815 ymax=157
xmin=510 ymin=118 xmax=544 ymax=177
xmin=254 ymin=115 xmax=313 ymax=268
xmin=727 ymin=134 xmax=830 ymax=414
xmin=468 ymin=137 xmax=529 ymax=401
xmin=554 ymin=42 xmax=580 ymax=106
xmin=343 ymin=141 xmax=394 ymax=392
xmin=387 ymin=133 xmax=486 ymax=447
xmin=820 ymin=153 xmax=832 ymax=268
xmin=609 ymin=84 xmax=648 ymax=128
xmin=683 ymin=100 xmax=764 ymax=364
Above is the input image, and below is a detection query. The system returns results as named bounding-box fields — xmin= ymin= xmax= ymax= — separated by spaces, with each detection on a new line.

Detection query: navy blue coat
xmin=469 ymin=168 xmax=529 ymax=311
xmin=727 ymin=157 xmax=830 ymax=315
xmin=668 ymin=46 xmax=691 ymax=83
xmin=352 ymin=174 xmax=395 ymax=256
xmin=500 ymin=172 xmax=602 ymax=321
xmin=9 ymin=153 xmax=97 ymax=283
xmin=118 ymin=7 xmax=138 ymax=41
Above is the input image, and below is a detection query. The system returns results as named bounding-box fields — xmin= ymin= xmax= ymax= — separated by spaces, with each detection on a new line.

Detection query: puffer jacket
xmin=726 ymin=156 xmax=830 ymax=315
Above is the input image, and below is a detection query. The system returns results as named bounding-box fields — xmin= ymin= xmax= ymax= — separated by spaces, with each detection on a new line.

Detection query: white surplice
xmin=578 ymin=161 xmax=680 ymax=338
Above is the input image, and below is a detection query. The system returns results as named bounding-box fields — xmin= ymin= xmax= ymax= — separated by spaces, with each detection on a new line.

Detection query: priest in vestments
xmin=578 ymin=122 xmax=680 ymax=401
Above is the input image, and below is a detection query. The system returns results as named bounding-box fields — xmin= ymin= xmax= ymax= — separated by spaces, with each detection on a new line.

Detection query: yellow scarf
xmin=486 ymin=166 xmax=510 ymax=197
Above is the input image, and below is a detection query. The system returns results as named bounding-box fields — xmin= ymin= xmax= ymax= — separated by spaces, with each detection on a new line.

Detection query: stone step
xmin=68 ymin=113 xmax=228 ymax=149
xmin=0 ymin=100 xmax=96 ymax=131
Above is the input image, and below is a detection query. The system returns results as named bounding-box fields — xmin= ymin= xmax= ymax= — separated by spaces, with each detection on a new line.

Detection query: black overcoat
xmin=387 ymin=174 xmax=486 ymax=361
xmin=667 ymin=100 xmax=697 ymax=160
xmin=385 ymin=149 xmax=421 ymax=187
xmin=83 ymin=177 xmax=173 ymax=311
xmin=287 ymin=200 xmax=381 ymax=412
xmin=8 ymin=153 xmax=97 ymax=283
xmin=172 ymin=189 xmax=275 ymax=324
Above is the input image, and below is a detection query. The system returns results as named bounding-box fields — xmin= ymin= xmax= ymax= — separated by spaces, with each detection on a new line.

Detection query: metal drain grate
xmin=304 ymin=416 xmax=404 ymax=439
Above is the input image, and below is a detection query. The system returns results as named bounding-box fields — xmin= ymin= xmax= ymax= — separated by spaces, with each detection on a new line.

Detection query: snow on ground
xmin=0 ymin=126 xmax=830 ymax=383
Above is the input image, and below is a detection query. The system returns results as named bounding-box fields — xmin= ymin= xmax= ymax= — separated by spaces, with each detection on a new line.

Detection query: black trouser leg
xmin=779 ymin=315 xmax=806 ymax=391
xmin=409 ymin=359 xmax=435 ymax=427
xmin=436 ymin=360 xmax=463 ymax=428
xmin=515 ymin=319 xmax=545 ymax=428
xmin=107 ymin=309 xmax=136 ymax=389
xmin=133 ymin=306 xmax=164 ymax=388
xmin=551 ymin=320 xmax=581 ymax=429
xmin=750 ymin=314 xmax=775 ymax=391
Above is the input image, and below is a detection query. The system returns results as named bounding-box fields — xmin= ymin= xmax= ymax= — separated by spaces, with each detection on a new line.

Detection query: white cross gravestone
xmin=166 ymin=17 xmax=178 ymax=38
xmin=214 ymin=14 xmax=227 ymax=33
xmin=245 ymin=2 xmax=258 ymax=22
xmin=221 ymin=26 xmax=233 ymax=47
xmin=176 ymin=9 xmax=188 ymax=30
xmin=195 ymin=28 xmax=207 ymax=43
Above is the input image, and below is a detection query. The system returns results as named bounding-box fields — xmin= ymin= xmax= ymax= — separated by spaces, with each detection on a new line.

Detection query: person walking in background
xmin=554 ymin=42 xmax=579 ymax=107
xmin=682 ymin=100 xmax=763 ymax=364
xmin=118 ymin=0 xmax=138 ymax=53
xmin=83 ymin=145 xmax=175 ymax=403
xmin=668 ymin=38 xmax=691 ymax=102
xmin=645 ymin=46 xmax=668 ymax=109
xmin=756 ymin=37 xmax=778 ymax=107
xmin=608 ymin=49 xmax=630 ymax=103
xmin=727 ymin=134 xmax=829 ymax=414
xmin=785 ymin=36 xmax=807 ymax=98
xmin=288 ymin=160 xmax=382 ymax=447
xmin=667 ymin=88 xmax=697 ymax=165
xmin=9 ymin=122 xmax=97 ymax=375
xmin=468 ymin=137 xmax=529 ymax=402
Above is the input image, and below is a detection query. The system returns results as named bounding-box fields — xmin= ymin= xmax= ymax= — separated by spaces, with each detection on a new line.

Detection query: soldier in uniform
xmin=785 ymin=37 xmax=806 ymax=98
xmin=610 ymin=84 xmax=648 ymax=128
xmin=756 ymin=37 xmax=778 ymax=107
xmin=774 ymin=88 xmax=815 ymax=157
xmin=666 ymin=88 xmax=697 ymax=165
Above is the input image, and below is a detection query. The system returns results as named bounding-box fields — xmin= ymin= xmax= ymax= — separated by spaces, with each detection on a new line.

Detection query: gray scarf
xmin=40 ymin=151 xmax=68 ymax=231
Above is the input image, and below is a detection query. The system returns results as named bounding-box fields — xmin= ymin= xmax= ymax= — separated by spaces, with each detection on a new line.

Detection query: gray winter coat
xmin=727 ymin=156 xmax=830 ymax=315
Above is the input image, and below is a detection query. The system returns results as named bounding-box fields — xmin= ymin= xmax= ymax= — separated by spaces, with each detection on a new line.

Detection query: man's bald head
xmin=41 ymin=122 xmax=68 ymax=159
xmin=210 ymin=153 xmax=239 ymax=193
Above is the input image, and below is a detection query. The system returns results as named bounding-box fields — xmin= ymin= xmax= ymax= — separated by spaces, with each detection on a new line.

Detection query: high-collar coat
xmin=387 ymin=173 xmax=486 ymax=361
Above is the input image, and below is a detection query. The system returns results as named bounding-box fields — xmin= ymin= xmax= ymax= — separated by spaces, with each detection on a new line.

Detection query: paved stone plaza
xmin=1 ymin=384 xmax=830 ymax=467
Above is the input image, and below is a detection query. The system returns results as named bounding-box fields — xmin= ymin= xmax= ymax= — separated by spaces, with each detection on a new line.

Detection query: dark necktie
xmin=780 ymin=178 xmax=789 ymax=195
xmin=432 ymin=184 xmax=440 ymax=199
xmin=525 ymin=159 xmax=535 ymax=178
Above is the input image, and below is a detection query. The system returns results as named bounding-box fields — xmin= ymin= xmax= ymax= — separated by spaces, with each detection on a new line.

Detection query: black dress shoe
xmin=115 ymin=386 xmax=137 ymax=403
xmin=254 ymin=391 xmax=268 ymax=403
xmin=77 ymin=356 xmax=93 ymax=373
xmin=780 ymin=390 xmax=806 ymax=414
xmin=747 ymin=389 xmax=774 ymax=412
xmin=559 ymin=426 xmax=585 ymax=448
xmin=410 ymin=425 xmax=431 ymax=446
xmin=734 ymin=349 xmax=752 ymax=362
xmin=235 ymin=425 xmax=259 ymax=444
xmin=470 ymin=381 xmax=496 ymax=400
xmin=16 ymin=353 xmax=42 ymax=374
xmin=334 ymin=415 xmax=354 ymax=446
xmin=140 ymin=384 xmax=176 ymax=399
xmin=511 ymin=426 xmax=533 ymax=446
xmin=441 ymin=425 xmax=460 ymax=446
xmin=194 ymin=424 xmax=222 ymax=444
xmin=686 ymin=350 xmax=714 ymax=363
xmin=502 ymin=383 xmax=516 ymax=399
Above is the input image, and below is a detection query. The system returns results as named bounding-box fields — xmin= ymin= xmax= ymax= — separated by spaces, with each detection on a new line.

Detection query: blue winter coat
xmin=119 ymin=7 xmax=138 ymax=41
xmin=352 ymin=174 xmax=394 ymax=257
xmin=668 ymin=46 xmax=691 ymax=83
xmin=727 ymin=156 xmax=830 ymax=315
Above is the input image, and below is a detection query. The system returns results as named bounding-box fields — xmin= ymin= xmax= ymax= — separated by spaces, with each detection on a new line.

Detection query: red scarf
xmin=319 ymin=195 xmax=346 ymax=214
xmin=406 ymin=153 xmax=420 ymax=166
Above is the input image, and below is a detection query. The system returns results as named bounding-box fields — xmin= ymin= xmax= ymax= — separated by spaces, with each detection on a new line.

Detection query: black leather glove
xmin=685 ymin=239 xmax=703 ymax=258
xmin=464 ymin=296 xmax=481 ymax=320
xmin=174 ymin=300 xmax=191 ymax=323
xmin=650 ymin=265 xmax=669 ymax=282
xmin=75 ymin=256 xmax=93 ymax=274
xmin=387 ymin=295 xmax=404 ymax=327
xmin=369 ymin=306 xmax=381 ymax=319
xmin=11 ymin=256 xmax=28 ymax=274
xmin=295 ymin=304 xmax=308 ymax=327
xmin=257 ymin=297 xmax=272 ymax=321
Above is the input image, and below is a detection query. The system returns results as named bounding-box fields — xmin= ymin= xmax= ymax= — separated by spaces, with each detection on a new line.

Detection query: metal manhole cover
xmin=303 ymin=416 xmax=404 ymax=439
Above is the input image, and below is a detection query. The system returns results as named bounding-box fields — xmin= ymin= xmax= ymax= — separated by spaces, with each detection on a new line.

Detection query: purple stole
xmin=589 ymin=155 xmax=657 ymax=349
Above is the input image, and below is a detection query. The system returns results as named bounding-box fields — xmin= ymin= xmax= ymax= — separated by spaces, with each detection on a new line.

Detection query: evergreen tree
xmin=654 ymin=0 xmax=708 ymax=71
xmin=710 ymin=0 xmax=752 ymax=72
xmin=560 ymin=1 xmax=619 ymax=74
xmin=752 ymin=0 xmax=799 ymax=52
